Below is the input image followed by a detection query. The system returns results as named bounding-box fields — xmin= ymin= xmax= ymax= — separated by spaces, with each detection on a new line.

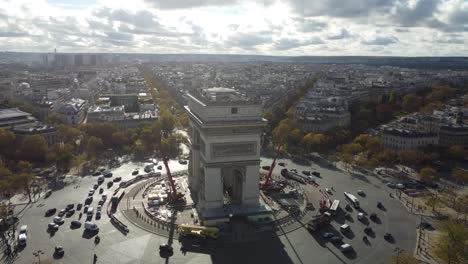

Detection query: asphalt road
xmin=10 ymin=156 xmax=418 ymax=264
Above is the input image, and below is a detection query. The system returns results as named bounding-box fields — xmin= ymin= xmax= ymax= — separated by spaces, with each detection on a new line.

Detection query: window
xmin=231 ymin=107 xmax=238 ymax=114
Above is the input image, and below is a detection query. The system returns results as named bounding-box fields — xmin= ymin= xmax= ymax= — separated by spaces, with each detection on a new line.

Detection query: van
xmin=340 ymin=243 xmax=352 ymax=252
xmin=84 ymin=222 xmax=99 ymax=231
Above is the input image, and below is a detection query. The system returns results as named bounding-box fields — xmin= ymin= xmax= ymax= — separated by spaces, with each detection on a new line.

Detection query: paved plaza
xmin=6 ymin=156 xmax=418 ymax=264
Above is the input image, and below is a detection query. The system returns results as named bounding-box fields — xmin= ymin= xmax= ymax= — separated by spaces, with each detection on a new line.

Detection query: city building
xmin=185 ymin=87 xmax=270 ymax=225
xmin=438 ymin=124 xmax=468 ymax=147
xmin=294 ymin=97 xmax=351 ymax=133
xmin=381 ymin=127 xmax=438 ymax=152
xmin=0 ymin=108 xmax=57 ymax=145
xmin=55 ymin=98 xmax=88 ymax=125
xmin=108 ymin=94 xmax=139 ymax=112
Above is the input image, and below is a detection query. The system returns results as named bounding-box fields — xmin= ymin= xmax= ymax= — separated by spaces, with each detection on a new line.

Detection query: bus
xmin=329 ymin=200 xmax=340 ymax=215
xmin=344 ymin=192 xmax=360 ymax=208
xmin=178 ymin=224 xmax=220 ymax=239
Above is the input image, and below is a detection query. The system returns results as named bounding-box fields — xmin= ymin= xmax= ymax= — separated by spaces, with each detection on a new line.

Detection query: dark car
xmin=70 ymin=220 xmax=81 ymax=228
xmin=66 ymin=204 xmax=74 ymax=211
xmin=107 ymin=181 xmax=113 ymax=188
xmin=278 ymin=162 xmax=285 ymax=167
xmin=58 ymin=209 xmax=66 ymax=217
xmin=65 ymin=209 xmax=75 ymax=217
xmin=85 ymin=197 xmax=93 ymax=205
xmin=312 ymin=171 xmax=321 ymax=177
xmin=370 ymin=213 xmax=378 ymax=220
xmin=419 ymin=222 xmax=433 ymax=230
xmin=45 ymin=208 xmax=57 ymax=217
xmin=77 ymin=203 xmax=82 ymax=210
xmin=330 ymin=236 xmax=342 ymax=243
xmin=261 ymin=165 xmax=271 ymax=171
xmin=132 ymin=169 xmax=139 ymax=175
xmin=364 ymin=227 xmax=373 ymax=234
xmin=113 ymin=177 xmax=122 ymax=182
xmin=302 ymin=170 xmax=311 ymax=176
xmin=157 ymin=165 xmax=162 ymax=170
xmin=54 ymin=246 xmax=64 ymax=257
xmin=159 ymin=244 xmax=173 ymax=257
xmin=48 ymin=223 xmax=59 ymax=231
xmin=93 ymin=184 xmax=98 ymax=189
xmin=103 ymin=171 xmax=113 ymax=178
xmin=44 ymin=190 xmax=52 ymax=198
xmin=99 ymin=188 xmax=104 ymax=194
xmin=384 ymin=233 xmax=393 ymax=241
xmin=92 ymin=171 xmax=101 ymax=176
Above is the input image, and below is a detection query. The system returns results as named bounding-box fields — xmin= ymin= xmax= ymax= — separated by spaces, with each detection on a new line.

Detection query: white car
xmin=340 ymin=224 xmax=350 ymax=232
xmin=18 ymin=233 xmax=27 ymax=246
xmin=53 ymin=216 xmax=64 ymax=224
xmin=325 ymin=188 xmax=332 ymax=194
xmin=19 ymin=225 xmax=27 ymax=234
xmin=84 ymin=222 xmax=99 ymax=231
xmin=340 ymin=243 xmax=353 ymax=252
xmin=357 ymin=213 xmax=365 ymax=220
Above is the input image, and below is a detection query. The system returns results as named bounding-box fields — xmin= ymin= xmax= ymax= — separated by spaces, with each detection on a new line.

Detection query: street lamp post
xmin=33 ymin=249 xmax=44 ymax=264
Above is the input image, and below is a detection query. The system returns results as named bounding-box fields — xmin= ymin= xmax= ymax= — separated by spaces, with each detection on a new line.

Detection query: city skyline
xmin=0 ymin=0 xmax=467 ymax=56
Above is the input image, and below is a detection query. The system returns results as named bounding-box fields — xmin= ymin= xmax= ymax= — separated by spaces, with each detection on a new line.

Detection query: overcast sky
xmin=0 ymin=0 xmax=467 ymax=56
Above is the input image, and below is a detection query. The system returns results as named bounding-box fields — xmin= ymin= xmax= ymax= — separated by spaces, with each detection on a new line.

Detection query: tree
xmin=57 ymin=125 xmax=82 ymax=146
xmin=399 ymin=150 xmax=423 ymax=166
xmin=448 ymin=145 xmax=466 ymax=161
xmin=418 ymin=167 xmax=438 ymax=183
xmin=433 ymin=220 xmax=468 ymax=264
xmin=388 ymin=90 xmax=396 ymax=104
xmin=376 ymin=104 xmax=394 ymax=123
xmin=160 ymin=110 xmax=175 ymax=137
xmin=453 ymin=167 xmax=468 ymax=184
xmin=86 ymin=136 xmax=104 ymax=162
xmin=425 ymin=193 xmax=440 ymax=213
xmin=388 ymin=253 xmax=420 ymax=264
xmin=0 ymin=128 xmax=15 ymax=159
xmin=20 ymin=135 xmax=48 ymax=162
xmin=401 ymin=94 xmax=422 ymax=112
xmin=46 ymin=113 xmax=64 ymax=125
xmin=272 ymin=119 xmax=293 ymax=145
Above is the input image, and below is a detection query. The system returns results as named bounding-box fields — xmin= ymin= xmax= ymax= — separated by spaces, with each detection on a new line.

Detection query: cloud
xmin=393 ymin=0 xmax=441 ymax=27
xmin=362 ymin=36 xmax=399 ymax=45
xmin=226 ymin=31 xmax=272 ymax=50
xmin=288 ymin=0 xmax=395 ymax=18
xmin=327 ymin=29 xmax=353 ymax=40
xmin=273 ymin=36 xmax=324 ymax=50
xmin=296 ymin=18 xmax=328 ymax=32
xmin=144 ymin=0 xmax=238 ymax=9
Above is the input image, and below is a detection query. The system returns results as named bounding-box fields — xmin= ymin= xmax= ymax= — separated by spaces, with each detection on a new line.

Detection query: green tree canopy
xmin=419 ymin=167 xmax=438 ymax=182
xmin=402 ymin=94 xmax=422 ymax=112
xmin=20 ymin=135 xmax=48 ymax=162
xmin=433 ymin=220 xmax=468 ymax=264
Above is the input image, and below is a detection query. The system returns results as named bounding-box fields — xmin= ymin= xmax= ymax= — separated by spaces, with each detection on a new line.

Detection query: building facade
xmin=55 ymin=98 xmax=88 ymax=125
xmin=381 ymin=127 xmax=439 ymax=152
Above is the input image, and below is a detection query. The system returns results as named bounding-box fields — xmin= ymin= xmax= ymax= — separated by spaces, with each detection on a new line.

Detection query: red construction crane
xmin=163 ymin=157 xmax=185 ymax=204
xmin=261 ymin=145 xmax=285 ymax=192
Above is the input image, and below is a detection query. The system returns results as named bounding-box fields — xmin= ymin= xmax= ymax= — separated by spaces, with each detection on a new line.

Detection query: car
xmin=84 ymin=222 xmax=99 ymax=231
xmin=396 ymin=183 xmax=405 ymax=189
xmin=97 ymin=176 xmax=104 ymax=184
xmin=54 ymin=246 xmax=64 ymax=257
xmin=302 ymin=170 xmax=311 ymax=176
xmin=84 ymin=205 xmax=89 ymax=213
xmin=157 ymin=165 xmax=162 ymax=170
xmin=370 ymin=213 xmax=378 ymax=220
xmin=101 ymin=193 xmax=107 ymax=200
xmin=53 ymin=216 xmax=64 ymax=224
xmin=144 ymin=166 xmax=152 ymax=173
xmin=66 ymin=204 xmax=74 ymax=211
xmin=99 ymin=187 xmax=104 ymax=194
xmin=290 ymin=168 xmax=297 ymax=173
xmin=92 ymin=171 xmax=101 ymax=176
xmin=85 ymin=197 xmax=93 ymax=205
xmin=159 ymin=244 xmax=173 ymax=256
xmin=132 ymin=169 xmax=139 ymax=175
xmin=45 ymin=208 xmax=57 ymax=216
xmin=312 ymin=171 xmax=321 ymax=177
xmin=97 ymin=206 xmax=102 ymax=212
xmin=77 ymin=203 xmax=82 ymax=210
xmin=65 ymin=209 xmax=75 ymax=217
xmin=58 ymin=209 xmax=66 ymax=217
xmin=178 ymin=159 xmax=188 ymax=164
xmin=98 ymin=199 xmax=105 ymax=206
xmin=44 ymin=190 xmax=52 ymax=198
xmin=48 ymin=223 xmax=59 ymax=231
xmin=340 ymin=244 xmax=353 ymax=252
xmin=113 ymin=177 xmax=122 ymax=182
xmin=103 ymin=171 xmax=113 ymax=178
xmin=340 ymin=224 xmax=350 ymax=232
xmin=364 ymin=227 xmax=373 ymax=234
xmin=93 ymin=184 xmax=99 ymax=189
xmin=96 ymin=211 xmax=101 ymax=219
xmin=322 ymin=232 xmax=334 ymax=239
xmin=88 ymin=189 xmax=95 ymax=196
xmin=357 ymin=213 xmax=365 ymax=220
xmin=70 ymin=220 xmax=81 ymax=228
xmin=377 ymin=202 xmax=384 ymax=209
xmin=107 ymin=181 xmax=113 ymax=188
xmin=330 ymin=236 xmax=342 ymax=243
xmin=19 ymin=225 xmax=27 ymax=234
xmin=357 ymin=190 xmax=365 ymax=196
xmin=384 ymin=233 xmax=393 ymax=241
xmin=18 ymin=233 xmax=27 ymax=246
xmin=325 ymin=188 xmax=332 ymax=194
xmin=386 ymin=182 xmax=396 ymax=188
xmin=98 ymin=167 xmax=106 ymax=172
xmin=87 ymin=207 xmax=94 ymax=215
xmin=278 ymin=162 xmax=285 ymax=167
